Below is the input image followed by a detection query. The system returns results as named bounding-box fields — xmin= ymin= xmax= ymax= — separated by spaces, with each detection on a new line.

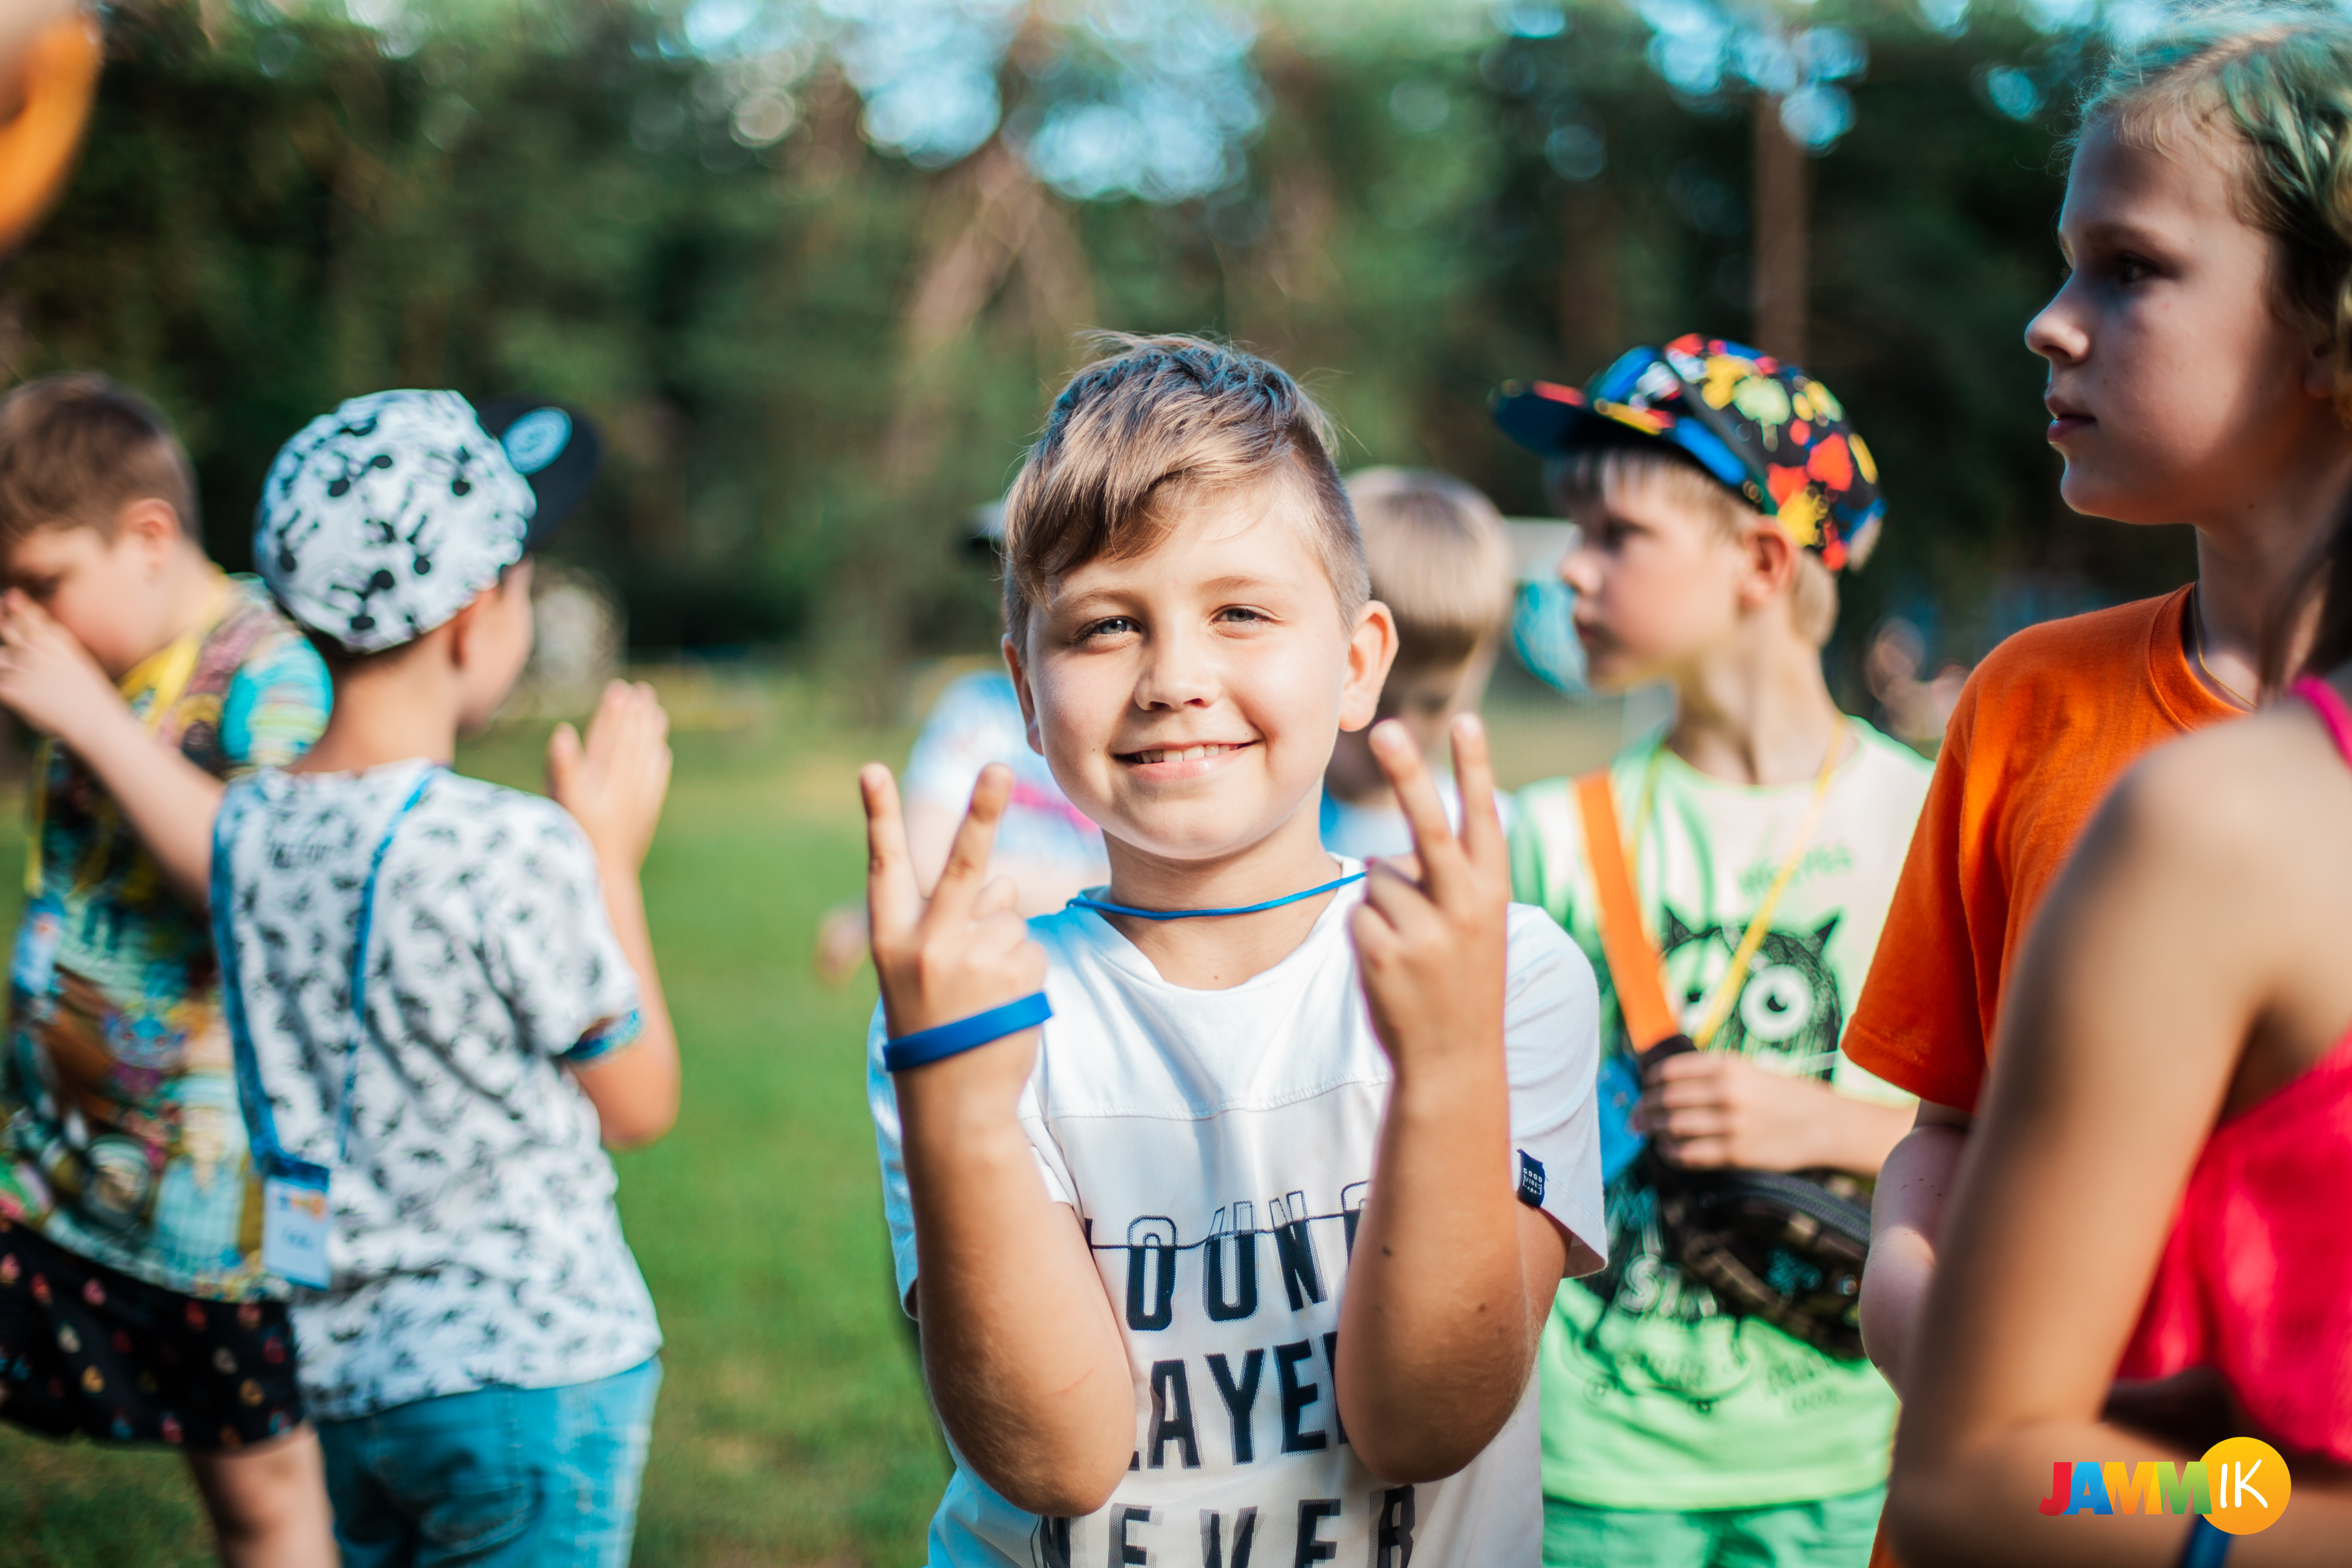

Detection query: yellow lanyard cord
xmin=1630 ymin=720 xmax=1848 ymax=1051
xmin=24 ymin=577 xmax=227 ymax=895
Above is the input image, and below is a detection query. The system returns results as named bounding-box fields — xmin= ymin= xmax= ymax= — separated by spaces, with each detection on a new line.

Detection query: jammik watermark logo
xmin=2039 ymin=1437 xmax=2290 ymax=1537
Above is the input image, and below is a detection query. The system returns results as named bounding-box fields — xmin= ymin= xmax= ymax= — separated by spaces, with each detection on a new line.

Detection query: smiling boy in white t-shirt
xmin=865 ymin=335 xmax=1605 ymax=1567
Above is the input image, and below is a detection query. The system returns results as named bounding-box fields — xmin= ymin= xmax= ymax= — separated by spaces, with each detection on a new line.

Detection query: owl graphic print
xmin=1509 ymin=722 xmax=1930 ymax=1512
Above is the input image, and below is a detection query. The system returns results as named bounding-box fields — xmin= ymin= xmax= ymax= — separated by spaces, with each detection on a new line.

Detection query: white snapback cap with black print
xmin=256 ymin=389 xmax=547 ymax=655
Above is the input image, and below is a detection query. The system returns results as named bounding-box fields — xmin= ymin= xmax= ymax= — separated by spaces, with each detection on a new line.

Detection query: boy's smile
xmin=1116 ymin=738 xmax=1256 ymax=778
xmin=1007 ymin=480 xmax=1393 ymax=876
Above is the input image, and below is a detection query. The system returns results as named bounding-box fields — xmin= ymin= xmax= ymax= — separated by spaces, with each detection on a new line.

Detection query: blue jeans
xmin=318 ymin=1358 xmax=661 ymax=1568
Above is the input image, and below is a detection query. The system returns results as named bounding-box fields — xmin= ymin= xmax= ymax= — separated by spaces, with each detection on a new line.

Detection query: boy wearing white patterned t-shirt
xmin=865 ymin=336 xmax=1605 ymax=1567
xmin=213 ymin=391 xmax=682 ymax=1567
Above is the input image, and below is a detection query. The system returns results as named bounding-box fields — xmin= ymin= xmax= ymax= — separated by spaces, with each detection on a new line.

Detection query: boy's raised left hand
xmin=1350 ymin=713 xmax=1510 ymax=1077
xmin=0 ymin=588 xmax=126 ymax=746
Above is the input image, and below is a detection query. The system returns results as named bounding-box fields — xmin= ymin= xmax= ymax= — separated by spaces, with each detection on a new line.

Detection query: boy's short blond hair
xmin=0 ymin=374 xmax=199 ymax=552
xmin=1346 ymin=466 xmax=1516 ymax=674
xmin=1550 ymin=444 xmax=1839 ymax=648
xmin=1001 ymin=334 xmax=1367 ymax=647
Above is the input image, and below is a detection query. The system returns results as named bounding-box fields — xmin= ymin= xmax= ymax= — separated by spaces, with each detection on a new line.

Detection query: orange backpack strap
xmin=1574 ymin=770 xmax=1681 ymax=1053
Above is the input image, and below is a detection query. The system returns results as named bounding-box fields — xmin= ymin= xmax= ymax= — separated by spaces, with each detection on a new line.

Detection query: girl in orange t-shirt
xmin=1848 ymin=5 xmax=2352 ymax=1529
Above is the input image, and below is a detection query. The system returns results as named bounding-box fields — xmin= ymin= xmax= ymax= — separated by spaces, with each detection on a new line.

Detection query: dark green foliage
xmin=3 ymin=1 xmax=2186 ymax=685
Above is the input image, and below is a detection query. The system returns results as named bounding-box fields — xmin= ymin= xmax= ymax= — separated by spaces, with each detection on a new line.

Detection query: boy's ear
xmin=1737 ymin=521 xmax=1801 ymax=613
xmin=112 ymin=498 xmax=184 ymax=562
xmin=1338 ymin=599 xmax=1400 ymax=734
xmin=444 ymin=577 xmax=512 ymax=669
xmin=1001 ymin=634 xmax=1047 ymax=757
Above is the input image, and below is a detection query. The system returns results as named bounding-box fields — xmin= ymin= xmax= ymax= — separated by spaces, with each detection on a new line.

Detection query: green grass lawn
xmin=0 ymin=666 xmax=1617 ymax=1566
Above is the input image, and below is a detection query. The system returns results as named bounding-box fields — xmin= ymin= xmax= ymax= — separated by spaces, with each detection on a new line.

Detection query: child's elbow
xmin=1348 ymin=1427 xmax=1484 ymax=1486
xmin=983 ymin=1451 xmax=1130 ymax=1519
xmin=597 ymin=1090 xmax=680 ymax=1150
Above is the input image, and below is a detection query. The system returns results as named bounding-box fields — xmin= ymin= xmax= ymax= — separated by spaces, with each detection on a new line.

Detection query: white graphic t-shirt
xmin=870 ymin=867 xmax=1605 ymax=1567
xmin=213 ymin=761 xmax=661 ymax=1420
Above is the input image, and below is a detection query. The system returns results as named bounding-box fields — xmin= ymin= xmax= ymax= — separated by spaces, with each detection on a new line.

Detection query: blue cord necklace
xmin=1068 ymin=870 xmax=1365 ymax=922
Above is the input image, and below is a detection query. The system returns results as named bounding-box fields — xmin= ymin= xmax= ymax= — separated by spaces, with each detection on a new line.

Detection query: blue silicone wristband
xmin=883 ymin=992 xmax=1053 ymax=1072
xmin=2178 ymin=1516 xmax=2232 ymax=1568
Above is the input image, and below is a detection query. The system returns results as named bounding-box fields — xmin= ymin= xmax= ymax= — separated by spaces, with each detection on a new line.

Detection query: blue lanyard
xmin=1066 ymin=870 xmax=1365 ymax=921
xmin=215 ymin=766 xmax=438 ymax=1178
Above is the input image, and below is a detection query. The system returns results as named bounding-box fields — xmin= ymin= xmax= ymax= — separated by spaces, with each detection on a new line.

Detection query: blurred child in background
xmin=1852 ymin=10 xmax=2352 ymax=1471
xmin=0 ymin=376 xmax=334 ymax=1565
xmin=213 ymin=391 xmax=679 ymax=1567
xmin=814 ymin=511 xmax=1109 ymax=983
xmin=1494 ymin=339 xmax=1925 ymax=1568
xmin=815 ymin=663 xmax=1109 ymax=983
xmin=1320 ymin=466 xmax=1519 ymax=858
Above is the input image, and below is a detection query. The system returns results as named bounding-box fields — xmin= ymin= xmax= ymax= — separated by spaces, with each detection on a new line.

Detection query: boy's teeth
xmin=1138 ymin=744 xmax=1231 ymax=763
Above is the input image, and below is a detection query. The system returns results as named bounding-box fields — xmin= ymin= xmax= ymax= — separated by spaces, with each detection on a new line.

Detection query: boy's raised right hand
xmin=0 ymin=588 xmax=124 ymax=744
xmin=864 ymin=760 xmax=1130 ymax=1517
xmin=863 ymin=761 xmax=1047 ymax=1069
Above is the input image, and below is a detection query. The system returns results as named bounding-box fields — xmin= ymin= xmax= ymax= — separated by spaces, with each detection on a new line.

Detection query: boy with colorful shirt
xmin=1492 ymin=339 xmax=1925 ymax=1567
xmin=0 ymin=374 xmax=333 ymax=1560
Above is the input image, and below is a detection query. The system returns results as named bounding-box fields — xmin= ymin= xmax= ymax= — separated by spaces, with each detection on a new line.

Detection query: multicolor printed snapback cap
xmin=256 ymin=389 xmax=598 ymax=653
xmin=1492 ymin=334 xmax=1885 ymax=572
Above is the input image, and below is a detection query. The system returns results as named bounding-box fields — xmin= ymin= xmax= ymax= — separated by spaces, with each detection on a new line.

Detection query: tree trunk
xmin=1752 ymin=92 xmax=1809 ymax=366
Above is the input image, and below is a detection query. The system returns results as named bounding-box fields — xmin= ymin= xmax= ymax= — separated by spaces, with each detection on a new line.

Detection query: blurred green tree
xmin=0 ymin=0 xmax=2193 ymax=697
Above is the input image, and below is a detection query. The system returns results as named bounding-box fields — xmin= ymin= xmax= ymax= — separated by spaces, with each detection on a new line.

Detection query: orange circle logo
xmin=2201 ymin=1437 xmax=2291 ymax=1535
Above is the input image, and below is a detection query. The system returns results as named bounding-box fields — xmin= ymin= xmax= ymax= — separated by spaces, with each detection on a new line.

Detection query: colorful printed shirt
xmin=1510 ymin=719 xmax=1928 ymax=1511
xmin=212 ymin=762 xmax=658 ymax=1419
xmin=0 ymin=574 xmax=328 ymax=1300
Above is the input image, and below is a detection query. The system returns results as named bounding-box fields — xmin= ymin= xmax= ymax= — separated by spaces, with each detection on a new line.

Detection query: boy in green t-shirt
xmin=1492 ymin=338 xmax=1925 ymax=1567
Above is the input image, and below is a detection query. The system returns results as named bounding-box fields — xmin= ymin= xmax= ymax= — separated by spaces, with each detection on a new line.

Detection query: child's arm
xmin=0 ymin=591 xmax=223 ymax=908
xmin=1886 ymin=738 xmax=2352 ymax=1565
xmin=1857 ymin=1100 xmax=1969 ymax=1396
xmin=1340 ymin=714 xmax=1569 ymax=1484
xmin=863 ymin=761 xmax=1133 ymax=1517
xmin=548 ymin=681 xmax=680 ymax=1150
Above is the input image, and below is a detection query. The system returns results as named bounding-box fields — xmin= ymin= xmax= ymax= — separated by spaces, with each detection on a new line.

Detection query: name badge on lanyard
xmin=261 ymin=1162 xmax=333 ymax=1289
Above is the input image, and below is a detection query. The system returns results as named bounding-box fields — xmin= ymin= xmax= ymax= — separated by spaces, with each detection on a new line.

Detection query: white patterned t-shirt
xmin=213 ymin=761 xmax=660 ymax=1420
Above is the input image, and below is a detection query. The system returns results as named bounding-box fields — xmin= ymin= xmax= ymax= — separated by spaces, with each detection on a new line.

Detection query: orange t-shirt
xmin=1852 ymin=587 xmax=2235 ymax=1568
xmin=1843 ymin=586 xmax=2239 ymax=1113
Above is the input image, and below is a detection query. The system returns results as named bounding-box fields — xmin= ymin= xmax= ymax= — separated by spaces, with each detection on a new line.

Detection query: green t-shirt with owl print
xmin=1510 ymin=718 xmax=1929 ymax=1512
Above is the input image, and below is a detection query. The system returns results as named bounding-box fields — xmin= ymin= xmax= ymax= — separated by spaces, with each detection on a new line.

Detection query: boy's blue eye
xmin=1079 ymin=617 xmax=1138 ymax=640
